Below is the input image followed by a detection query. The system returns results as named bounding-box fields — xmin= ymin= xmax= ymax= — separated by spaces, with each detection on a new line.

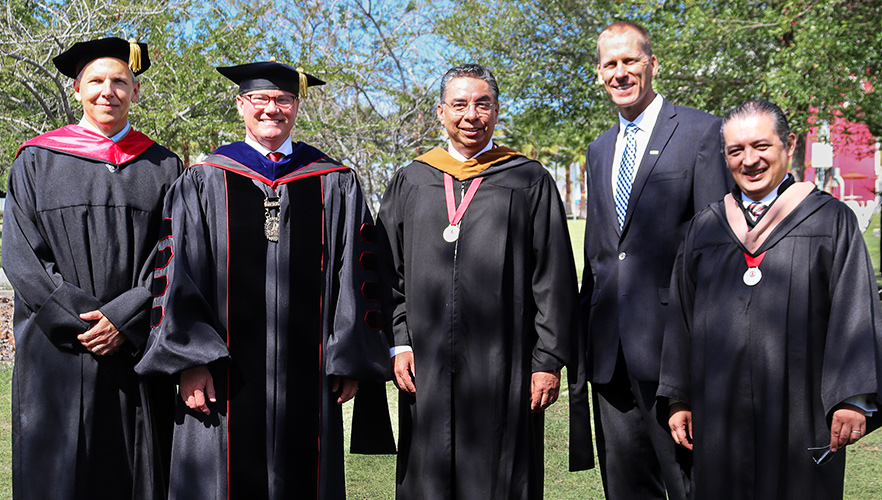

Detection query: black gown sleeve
xmin=3 ymin=150 xmax=112 ymax=351
xmin=656 ymin=227 xmax=697 ymax=408
xmin=376 ymin=169 xmax=413 ymax=350
xmin=136 ymin=170 xmax=231 ymax=376
xmin=528 ymin=171 xmax=578 ymax=373
xmin=820 ymin=204 xmax=882 ymax=419
xmin=324 ymin=170 xmax=391 ymax=382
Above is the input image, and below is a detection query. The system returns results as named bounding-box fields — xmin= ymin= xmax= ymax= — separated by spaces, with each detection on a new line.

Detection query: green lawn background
xmin=0 ymin=218 xmax=880 ymax=499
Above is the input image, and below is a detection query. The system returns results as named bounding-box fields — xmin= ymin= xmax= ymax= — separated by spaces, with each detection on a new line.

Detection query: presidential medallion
xmin=264 ymin=217 xmax=280 ymax=242
xmin=264 ymin=196 xmax=281 ymax=242
xmin=443 ymin=224 xmax=460 ymax=243
xmin=743 ymin=267 xmax=762 ymax=286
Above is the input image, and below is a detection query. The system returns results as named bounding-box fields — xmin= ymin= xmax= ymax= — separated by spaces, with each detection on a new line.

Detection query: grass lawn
xmin=567 ymin=219 xmax=585 ymax=281
xmin=863 ymin=212 xmax=881 ymax=286
xmin=341 ymin=374 xmax=605 ymax=499
xmin=0 ymin=364 xmax=9 ymax=500
xmin=2 ymin=363 xmax=879 ymax=499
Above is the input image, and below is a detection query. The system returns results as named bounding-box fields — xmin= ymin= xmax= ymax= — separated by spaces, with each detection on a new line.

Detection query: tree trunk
xmin=578 ymin=157 xmax=587 ymax=219
xmin=181 ymin=142 xmax=190 ymax=168
xmin=791 ymin=131 xmax=807 ymax=181
xmin=564 ymin=161 xmax=573 ymax=215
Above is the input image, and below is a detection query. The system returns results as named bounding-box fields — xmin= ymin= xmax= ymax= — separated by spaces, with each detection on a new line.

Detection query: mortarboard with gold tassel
xmin=53 ymin=36 xmax=150 ymax=79
xmin=216 ymin=60 xmax=324 ymax=97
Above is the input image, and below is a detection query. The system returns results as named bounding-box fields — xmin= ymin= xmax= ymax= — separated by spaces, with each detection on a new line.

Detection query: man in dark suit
xmin=571 ymin=20 xmax=731 ymax=499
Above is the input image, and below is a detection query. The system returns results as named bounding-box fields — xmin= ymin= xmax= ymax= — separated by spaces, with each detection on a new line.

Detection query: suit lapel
xmin=596 ymin=126 xmax=621 ymax=235
xmin=621 ymin=99 xmax=677 ymax=234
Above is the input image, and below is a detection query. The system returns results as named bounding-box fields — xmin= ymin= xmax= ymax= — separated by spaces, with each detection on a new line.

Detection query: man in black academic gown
xmin=658 ymin=101 xmax=882 ymax=499
xmin=135 ymin=61 xmax=394 ymax=500
xmin=376 ymin=63 xmax=579 ymax=500
xmin=3 ymin=37 xmax=183 ymax=500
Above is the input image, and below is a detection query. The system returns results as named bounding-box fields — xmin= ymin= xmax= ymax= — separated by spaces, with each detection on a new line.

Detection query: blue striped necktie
xmin=615 ymin=122 xmax=638 ymax=228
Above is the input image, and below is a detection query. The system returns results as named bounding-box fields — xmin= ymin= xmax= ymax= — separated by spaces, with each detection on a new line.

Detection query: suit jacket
xmin=581 ymin=98 xmax=731 ymax=385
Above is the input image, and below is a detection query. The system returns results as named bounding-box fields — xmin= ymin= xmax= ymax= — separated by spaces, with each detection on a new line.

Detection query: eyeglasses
xmin=807 ymin=445 xmax=836 ymax=466
xmin=241 ymin=93 xmax=298 ymax=110
xmin=443 ymin=100 xmax=496 ymax=116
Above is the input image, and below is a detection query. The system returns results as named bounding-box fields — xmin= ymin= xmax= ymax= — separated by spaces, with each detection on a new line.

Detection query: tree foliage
xmin=0 ymin=0 xmax=268 ymax=188
xmin=0 ymin=0 xmax=448 ymax=206
xmin=436 ymin=0 xmax=641 ymax=215
xmin=652 ymin=0 xmax=882 ymax=170
xmin=4 ymin=0 xmax=877 ymax=202
xmin=438 ymin=0 xmax=882 ymax=180
xmin=267 ymin=0 xmax=449 ymax=206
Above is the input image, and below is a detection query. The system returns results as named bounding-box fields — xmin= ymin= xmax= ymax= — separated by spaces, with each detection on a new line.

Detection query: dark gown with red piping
xmin=4 ymin=125 xmax=183 ymax=500
xmin=135 ymin=141 xmax=394 ymax=500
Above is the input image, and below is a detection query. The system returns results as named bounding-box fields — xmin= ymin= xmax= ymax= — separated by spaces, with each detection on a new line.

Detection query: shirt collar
xmin=244 ymin=136 xmax=294 ymax=157
xmin=739 ymin=174 xmax=792 ymax=206
xmin=447 ymin=139 xmax=494 ymax=162
xmin=618 ymin=93 xmax=664 ymax=135
xmin=78 ymin=117 xmax=131 ymax=143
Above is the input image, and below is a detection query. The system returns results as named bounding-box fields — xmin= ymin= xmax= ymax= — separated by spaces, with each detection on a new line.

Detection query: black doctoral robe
xmin=657 ymin=184 xmax=882 ymax=499
xmin=135 ymin=141 xmax=394 ymax=500
xmin=4 ymin=125 xmax=183 ymax=500
xmin=376 ymin=147 xmax=579 ymax=500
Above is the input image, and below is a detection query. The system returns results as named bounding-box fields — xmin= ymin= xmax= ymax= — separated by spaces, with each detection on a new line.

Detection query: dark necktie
xmin=267 ymin=151 xmax=284 ymax=162
xmin=615 ymin=123 xmax=638 ymax=229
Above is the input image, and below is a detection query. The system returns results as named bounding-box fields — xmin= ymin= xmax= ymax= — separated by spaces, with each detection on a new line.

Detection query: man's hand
xmin=180 ymin=365 xmax=216 ymax=415
xmin=331 ymin=376 xmax=359 ymax=404
xmin=78 ymin=310 xmax=126 ymax=356
xmin=393 ymin=352 xmax=416 ymax=393
xmin=668 ymin=402 xmax=693 ymax=450
xmin=830 ymin=403 xmax=866 ymax=452
xmin=530 ymin=371 xmax=561 ymax=412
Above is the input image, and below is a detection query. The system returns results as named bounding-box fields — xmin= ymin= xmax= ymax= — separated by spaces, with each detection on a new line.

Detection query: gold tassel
xmin=128 ymin=39 xmax=142 ymax=73
xmin=296 ymin=66 xmax=308 ymax=98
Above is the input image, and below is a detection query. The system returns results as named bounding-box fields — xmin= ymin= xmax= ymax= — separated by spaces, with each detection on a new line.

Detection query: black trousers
xmin=592 ymin=349 xmax=691 ymax=500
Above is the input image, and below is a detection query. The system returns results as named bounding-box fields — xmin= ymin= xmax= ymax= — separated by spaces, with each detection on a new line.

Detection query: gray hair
xmin=439 ymin=64 xmax=499 ymax=103
xmin=721 ymin=100 xmax=791 ymax=147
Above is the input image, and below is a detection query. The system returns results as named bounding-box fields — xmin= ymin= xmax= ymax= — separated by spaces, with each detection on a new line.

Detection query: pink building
xmin=803 ymin=118 xmax=880 ymax=230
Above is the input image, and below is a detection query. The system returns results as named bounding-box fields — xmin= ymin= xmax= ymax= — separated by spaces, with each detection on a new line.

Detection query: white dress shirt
xmin=610 ymin=93 xmax=665 ymax=193
xmin=244 ymin=135 xmax=294 ymax=157
xmin=78 ymin=117 xmax=131 ymax=143
xmin=447 ymin=139 xmax=494 ymax=161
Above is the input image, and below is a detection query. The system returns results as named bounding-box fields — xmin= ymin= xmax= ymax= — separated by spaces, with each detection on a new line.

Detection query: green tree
xmin=651 ymin=0 xmax=882 ymax=175
xmin=436 ymin=0 xmax=638 ymax=212
xmin=266 ymin=0 xmax=449 ymax=207
xmin=0 ymin=0 xmax=269 ymax=184
xmin=131 ymin=1 xmax=272 ymax=166
xmin=1 ymin=0 xmax=452 ymax=206
xmin=438 ymin=0 xmax=882 ymax=182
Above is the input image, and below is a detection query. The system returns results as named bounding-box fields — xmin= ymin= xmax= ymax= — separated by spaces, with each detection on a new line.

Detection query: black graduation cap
xmin=216 ymin=61 xmax=325 ymax=97
xmin=53 ymin=37 xmax=150 ymax=79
